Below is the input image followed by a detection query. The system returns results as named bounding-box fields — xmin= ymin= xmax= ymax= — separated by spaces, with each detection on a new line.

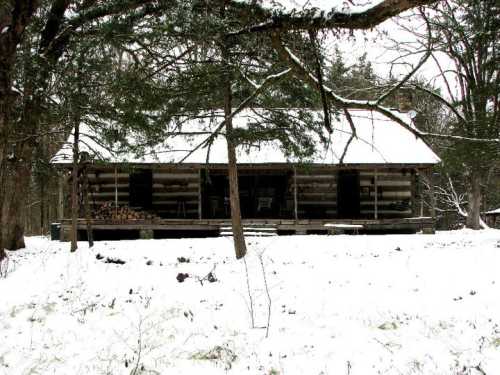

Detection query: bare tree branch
xmin=230 ymin=0 xmax=438 ymax=36
xmin=339 ymin=109 xmax=357 ymax=164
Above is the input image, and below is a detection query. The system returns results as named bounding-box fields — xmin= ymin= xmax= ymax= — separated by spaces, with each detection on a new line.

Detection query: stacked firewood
xmin=93 ymin=202 xmax=158 ymax=221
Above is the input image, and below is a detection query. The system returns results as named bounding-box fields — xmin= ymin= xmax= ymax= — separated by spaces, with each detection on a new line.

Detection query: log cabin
xmin=483 ymin=208 xmax=500 ymax=229
xmin=51 ymin=109 xmax=440 ymax=240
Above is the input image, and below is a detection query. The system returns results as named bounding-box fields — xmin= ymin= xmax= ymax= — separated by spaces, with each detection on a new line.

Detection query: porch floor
xmin=56 ymin=217 xmax=435 ymax=240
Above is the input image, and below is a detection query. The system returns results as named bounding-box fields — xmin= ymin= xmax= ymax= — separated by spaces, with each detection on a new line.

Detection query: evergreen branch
xmin=42 ymin=0 xmax=160 ymax=58
xmin=177 ymin=67 xmax=292 ymax=164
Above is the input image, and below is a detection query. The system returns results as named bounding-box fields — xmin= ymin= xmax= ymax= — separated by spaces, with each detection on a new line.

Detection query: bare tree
xmin=409 ymin=0 xmax=499 ymax=228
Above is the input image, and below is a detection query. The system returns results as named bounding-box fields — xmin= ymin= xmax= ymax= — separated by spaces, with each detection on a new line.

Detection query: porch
xmin=56 ymin=217 xmax=435 ymax=241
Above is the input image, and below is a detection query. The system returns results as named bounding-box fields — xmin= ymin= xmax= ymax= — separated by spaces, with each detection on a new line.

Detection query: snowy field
xmin=1 ymin=230 xmax=500 ymax=375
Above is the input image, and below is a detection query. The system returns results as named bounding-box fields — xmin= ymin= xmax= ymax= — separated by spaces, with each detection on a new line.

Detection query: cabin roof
xmin=51 ymin=109 xmax=440 ymax=166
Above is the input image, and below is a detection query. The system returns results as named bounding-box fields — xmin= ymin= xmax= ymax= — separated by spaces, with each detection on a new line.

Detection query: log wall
xmin=359 ymin=169 xmax=414 ymax=218
xmin=80 ymin=165 xmax=417 ymax=221
xmin=293 ymin=169 xmax=337 ymax=219
xmin=87 ymin=168 xmax=201 ymax=219
xmin=151 ymin=170 xmax=200 ymax=218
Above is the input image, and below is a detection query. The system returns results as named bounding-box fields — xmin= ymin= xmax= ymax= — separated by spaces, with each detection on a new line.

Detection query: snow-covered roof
xmin=484 ymin=208 xmax=500 ymax=215
xmin=51 ymin=109 xmax=440 ymax=166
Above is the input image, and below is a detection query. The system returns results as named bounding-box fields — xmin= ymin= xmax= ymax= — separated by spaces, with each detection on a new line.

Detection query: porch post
xmin=374 ymin=169 xmax=378 ymax=219
xmin=293 ymin=166 xmax=298 ymax=220
xmin=411 ymin=169 xmax=418 ymax=217
xmin=198 ymin=168 xmax=203 ymax=220
xmin=58 ymin=173 xmax=64 ymax=220
xmin=114 ymin=166 xmax=118 ymax=215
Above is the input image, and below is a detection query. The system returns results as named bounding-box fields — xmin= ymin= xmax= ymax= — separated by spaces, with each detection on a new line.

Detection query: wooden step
xmin=220 ymin=224 xmax=278 ymax=237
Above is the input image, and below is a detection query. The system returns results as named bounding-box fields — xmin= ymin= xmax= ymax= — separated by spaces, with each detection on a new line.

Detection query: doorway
xmin=202 ymin=171 xmax=288 ymax=219
xmin=337 ymin=170 xmax=360 ymax=218
xmin=129 ymin=169 xmax=152 ymax=209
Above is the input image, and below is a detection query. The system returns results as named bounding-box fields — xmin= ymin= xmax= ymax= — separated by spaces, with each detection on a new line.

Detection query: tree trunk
xmin=3 ymin=150 xmax=32 ymax=250
xmin=0 ymin=0 xmax=40 ymax=257
xmin=225 ymin=96 xmax=247 ymax=259
xmin=0 ymin=114 xmax=7 ymax=259
xmin=221 ymin=30 xmax=246 ymax=259
xmin=466 ymin=171 xmax=482 ymax=230
xmin=0 ymin=66 xmax=14 ymax=259
xmin=40 ymin=179 xmax=45 ymax=235
xmin=70 ymin=121 xmax=79 ymax=252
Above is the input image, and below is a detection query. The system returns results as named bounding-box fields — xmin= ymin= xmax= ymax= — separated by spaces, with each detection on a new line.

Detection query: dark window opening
xmin=129 ymin=169 xmax=152 ymax=209
xmin=337 ymin=170 xmax=360 ymax=219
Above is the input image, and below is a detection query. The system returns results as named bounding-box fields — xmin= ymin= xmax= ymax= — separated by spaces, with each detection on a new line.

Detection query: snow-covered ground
xmin=1 ymin=230 xmax=499 ymax=375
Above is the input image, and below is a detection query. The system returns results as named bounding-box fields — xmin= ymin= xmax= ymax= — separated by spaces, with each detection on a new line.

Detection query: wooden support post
xmin=83 ymin=165 xmax=94 ymax=248
xmin=58 ymin=173 xmax=64 ymax=220
xmin=140 ymin=229 xmax=154 ymax=239
xmin=429 ymin=176 xmax=436 ymax=219
xmin=293 ymin=166 xmax=298 ymax=220
xmin=198 ymin=169 xmax=203 ymax=220
xmin=114 ymin=166 xmax=118 ymax=216
xmin=411 ymin=169 xmax=418 ymax=217
xmin=374 ymin=169 xmax=378 ymax=220
xmin=60 ymin=226 xmax=71 ymax=242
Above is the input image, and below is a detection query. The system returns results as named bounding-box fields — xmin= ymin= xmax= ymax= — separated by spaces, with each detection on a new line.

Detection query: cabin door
xmin=337 ymin=170 xmax=360 ymax=219
xmin=129 ymin=169 xmax=152 ymax=209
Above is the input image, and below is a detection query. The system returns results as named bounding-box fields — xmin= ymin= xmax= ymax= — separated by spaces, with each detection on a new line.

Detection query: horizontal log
xmin=361 ymin=210 xmax=412 ymax=215
xmin=360 ymin=204 xmax=410 ymax=211
xmin=296 ymin=169 xmax=337 ymax=176
xmin=295 ymin=182 xmax=337 ymax=189
xmin=152 ymin=192 xmax=199 ymax=198
xmin=360 ymin=180 xmax=411 ymax=187
xmin=360 ymin=199 xmax=411 ymax=205
xmin=88 ymin=177 xmax=130 ymax=184
xmin=382 ymin=191 xmax=412 ymax=198
xmin=92 ymin=192 xmax=129 ymax=197
xmin=153 ymin=173 xmax=199 ymax=179
xmin=298 ymin=192 xmax=337 ymax=199
xmin=153 ymin=187 xmax=199 ymax=194
xmin=298 ymin=201 xmax=337 ymax=206
xmin=296 ymin=175 xmax=337 ymax=180
xmin=359 ymin=170 xmax=413 ymax=177
xmin=91 ymin=187 xmax=128 ymax=193
xmin=156 ymin=209 xmax=199 ymax=214
xmin=152 ymin=201 xmax=199 ymax=207
xmin=153 ymin=178 xmax=199 ymax=185
xmin=153 ymin=182 xmax=199 ymax=189
xmin=89 ymin=173 xmax=129 ymax=179
xmin=360 ymin=175 xmax=412 ymax=182
xmin=91 ymin=200 xmax=128 ymax=205
xmin=91 ymin=183 xmax=128 ymax=189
